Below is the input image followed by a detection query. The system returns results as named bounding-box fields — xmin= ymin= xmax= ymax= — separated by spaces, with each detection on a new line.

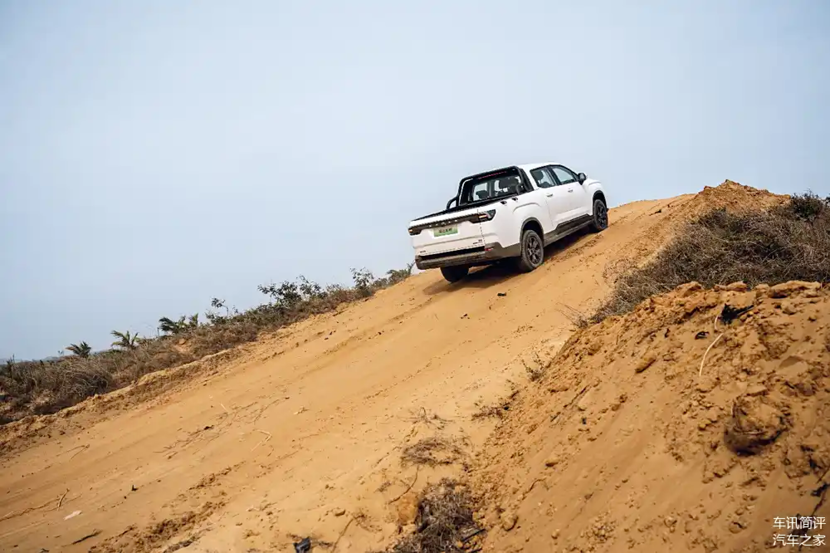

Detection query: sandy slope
xmin=0 ymin=184 xmax=787 ymax=552
xmin=473 ymin=281 xmax=830 ymax=552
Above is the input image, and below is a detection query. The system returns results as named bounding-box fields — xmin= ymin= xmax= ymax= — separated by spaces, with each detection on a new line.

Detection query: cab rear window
xmin=459 ymin=169 xmax=523 ymax=206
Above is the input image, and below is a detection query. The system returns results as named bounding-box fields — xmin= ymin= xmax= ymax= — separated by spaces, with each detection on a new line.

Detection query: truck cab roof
xmin=517 ymin=162 xmax=561 ymax=172
xmin=470 ymin=163 xmax=560 ymax=178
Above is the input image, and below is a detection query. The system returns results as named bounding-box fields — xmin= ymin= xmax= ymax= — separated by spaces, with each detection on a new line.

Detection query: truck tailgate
xmin=409 ymin=210 xmax=485 ymax=257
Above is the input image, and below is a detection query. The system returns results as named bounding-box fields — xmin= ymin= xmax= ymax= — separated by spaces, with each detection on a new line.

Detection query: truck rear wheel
xmin=441 ymin=266 xmax=469 ymax=283
xmin=515 ymin=228 xmax=544 ymax=273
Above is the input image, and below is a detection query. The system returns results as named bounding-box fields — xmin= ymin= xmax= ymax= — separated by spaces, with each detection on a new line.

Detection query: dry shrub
xmin=523 ymin=360 xmax=546 ymax=382
xmin=407 ymin=407 xmax=448 ymax=430
xmin=401 ymin=436 xmax=465 ymax=467
xmin=0 ymin=357 xmax=113 ymax=415
xmin=109 ymin=340 xmax=198 ymax=385
xmin=593 ymin=192 xmax=830 ymax=322
xmin=388 ymin=479 xmax=479 ymax=553
xmin=471 ymin=402 xmax=507 ymax=420
xmin=786 ymin=190 xmax=830 ymax=222
xmin=558 ymin=303 xmax=590 ymax=329
xmin=188 ymin=322 xmax=258 ymax=358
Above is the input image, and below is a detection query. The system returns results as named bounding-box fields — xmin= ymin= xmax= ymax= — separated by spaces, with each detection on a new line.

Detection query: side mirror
xmin=446 ymin=197 xmax=457 ymax=210
xmin=577 ymin=172 xmax=587 ymax=184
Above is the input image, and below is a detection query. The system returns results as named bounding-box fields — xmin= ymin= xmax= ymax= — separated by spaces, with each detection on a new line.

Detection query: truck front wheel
xmin=440 ymin=266 xmax=469 ymax=283
xmin=591 ymin=198 xmax=608 ymax=232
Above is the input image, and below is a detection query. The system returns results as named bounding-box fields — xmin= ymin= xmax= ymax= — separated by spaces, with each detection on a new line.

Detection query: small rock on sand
xmin=501 ymin=511 xmax=518 ymax=531
xmin=635 ymin=355 xmax=656 ymax=373
xmin=545 ymin=455 xmax=561 ymax=467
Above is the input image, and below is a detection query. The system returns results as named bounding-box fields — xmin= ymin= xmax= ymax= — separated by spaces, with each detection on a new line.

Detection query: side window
xmin=530 ymin=167 xmax=556 ymax=189
xmin=551 ymin=165 xmax=577 ymax=185
xmin=495 ymin=176 xmax=521 ymax=196
xmin=470 ymin=181 xmax=490 ymax=201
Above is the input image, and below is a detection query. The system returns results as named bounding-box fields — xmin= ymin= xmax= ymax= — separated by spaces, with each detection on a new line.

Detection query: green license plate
xmin=434 ymin=226 xmax=458 ymax=237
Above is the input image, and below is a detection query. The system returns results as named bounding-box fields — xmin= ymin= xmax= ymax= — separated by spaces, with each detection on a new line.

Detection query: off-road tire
xmin=515 ymin=228 xmax=544 ymax=273
xmin=441 ymin=265 xmax=469 ymax=283
xmin=591 ymin=198 xmax=608 ymax=232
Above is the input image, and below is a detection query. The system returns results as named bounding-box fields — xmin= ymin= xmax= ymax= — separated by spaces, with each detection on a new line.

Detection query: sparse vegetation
xmin=385 ymin=479 xmax=480 ymax=553
xmin=0 ymin=265 xmax=413 ymax=423
xmin=593 ymin=192 xmax=830 ymax=322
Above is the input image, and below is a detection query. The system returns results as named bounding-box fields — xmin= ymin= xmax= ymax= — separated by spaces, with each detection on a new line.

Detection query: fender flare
xmin=520 ymin=217 xmax=544 ymax=235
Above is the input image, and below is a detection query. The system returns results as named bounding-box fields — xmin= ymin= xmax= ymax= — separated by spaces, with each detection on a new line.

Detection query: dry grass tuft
xmin=386 ymin=479 xmax=480 ymax=553
xmin=558 ymin=303 xmax=590 ymax=329
xmin=401 ymin=436 xmax=465 ymax=467
xmin=471 ymin=401 xmax=508 ymax=420
xmin=407 ymin=407 xmax=448 ymax=430
xmin=593 ymin=192 xmax=830 ymax=322
xmin=523 ymin=360 xmax=546 ymax=382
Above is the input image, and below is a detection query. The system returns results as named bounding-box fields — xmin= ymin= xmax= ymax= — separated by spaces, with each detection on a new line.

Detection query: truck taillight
xmin=473 ymin=210 xmax=496 ymax=223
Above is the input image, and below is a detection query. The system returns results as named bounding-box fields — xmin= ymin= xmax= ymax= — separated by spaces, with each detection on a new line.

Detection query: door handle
xmin=546 ymin=193 xmax=553 ymax=197
xmin=567 ymin=189 xmax=574 ymax=193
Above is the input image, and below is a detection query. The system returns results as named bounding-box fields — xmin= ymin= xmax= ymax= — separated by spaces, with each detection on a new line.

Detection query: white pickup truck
xmin=408 ymin=163 xmax=608 ymax=282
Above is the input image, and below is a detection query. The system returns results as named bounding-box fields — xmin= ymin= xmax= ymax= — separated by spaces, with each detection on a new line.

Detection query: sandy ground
xmin=2 ymin=188 xmax=776 ymax=553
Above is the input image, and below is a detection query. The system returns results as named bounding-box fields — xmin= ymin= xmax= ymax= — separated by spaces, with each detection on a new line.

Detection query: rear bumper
xmin=415 ymin=242 xmax=520 ymax=270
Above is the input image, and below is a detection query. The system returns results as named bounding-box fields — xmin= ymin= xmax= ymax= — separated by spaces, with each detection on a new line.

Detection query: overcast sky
xmin=1 ymin=1 xmax=828 ymax=359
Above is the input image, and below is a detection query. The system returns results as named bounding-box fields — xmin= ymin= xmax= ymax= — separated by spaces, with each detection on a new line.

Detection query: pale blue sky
xmin=1 ymin=1 xmax=828 ymax=359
